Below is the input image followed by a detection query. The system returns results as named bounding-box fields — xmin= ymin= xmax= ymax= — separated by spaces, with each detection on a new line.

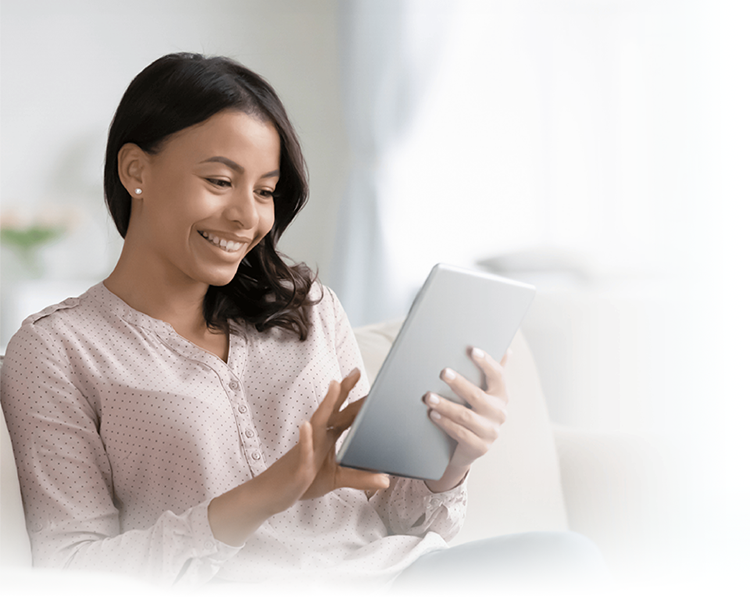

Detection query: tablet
xmin=336 ymin=263 xmax=536 ymax=480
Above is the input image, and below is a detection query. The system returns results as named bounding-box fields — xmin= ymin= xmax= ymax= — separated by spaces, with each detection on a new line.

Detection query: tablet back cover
xmin=336 ymin=264 xmax=535 ymax=480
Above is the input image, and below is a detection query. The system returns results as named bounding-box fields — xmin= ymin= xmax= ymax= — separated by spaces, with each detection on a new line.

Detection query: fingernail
xmin=347 ymin=367 xmax=360 ymax=378
xmin=472 ymin=347 xmax=485 ymax=360
xmin=425 ymin=393 xmax=440 ymax=407
xmin=443 ymin=368 xmax=456 ymax=381
xmin=430 ymin=410 xmax=441 ymax=421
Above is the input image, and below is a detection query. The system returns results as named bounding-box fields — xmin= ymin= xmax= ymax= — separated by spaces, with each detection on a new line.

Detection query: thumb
xmin=335 ymin=467 xmax=391 ymax=492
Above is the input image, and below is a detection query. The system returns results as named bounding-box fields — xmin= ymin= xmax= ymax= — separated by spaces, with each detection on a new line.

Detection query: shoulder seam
xmin=26 ymin=297 xmax=82 ymax=325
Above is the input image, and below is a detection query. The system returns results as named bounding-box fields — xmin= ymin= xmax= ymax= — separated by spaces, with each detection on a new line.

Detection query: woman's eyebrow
xmin=199 ymin=156 xmax=280 ymax=179
xmin=199 ymin=156 xmax=245 ymax=173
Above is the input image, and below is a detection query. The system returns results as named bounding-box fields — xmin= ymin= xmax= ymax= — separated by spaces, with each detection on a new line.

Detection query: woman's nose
xmin=226 ymin=189 xmax=259 ymax=229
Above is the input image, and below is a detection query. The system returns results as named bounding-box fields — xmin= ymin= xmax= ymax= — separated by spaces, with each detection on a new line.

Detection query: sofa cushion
xmin=353 ymin=323 xmax=568 ymax=544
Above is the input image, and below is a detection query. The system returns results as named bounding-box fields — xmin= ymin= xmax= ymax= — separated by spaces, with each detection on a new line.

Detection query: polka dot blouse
xmin=0 ymin=282 xmax=467 ymax=587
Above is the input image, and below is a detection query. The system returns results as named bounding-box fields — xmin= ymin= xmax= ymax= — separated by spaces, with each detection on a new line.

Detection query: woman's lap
xmin=393 ymin=531 xmax=609 ymax=591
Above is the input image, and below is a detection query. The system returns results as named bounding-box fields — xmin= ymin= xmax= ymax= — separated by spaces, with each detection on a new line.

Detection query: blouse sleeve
xmin=366 ymin=477 xmax=467 ymax=541
xmin=0 ymin=322 xmax=241 ymax=587
xmin=325 ymin=287 xmax=370 ymax=402
xmin=327 ymin=288 xmax=468 ymax=543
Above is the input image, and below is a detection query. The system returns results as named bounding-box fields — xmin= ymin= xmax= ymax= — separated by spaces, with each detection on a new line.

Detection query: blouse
xmin=0 ymin=282 xmax=467 ymax=588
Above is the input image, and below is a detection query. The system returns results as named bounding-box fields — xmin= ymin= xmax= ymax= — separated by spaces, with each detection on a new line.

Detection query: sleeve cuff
xmin=421 ymin=473 xmax=469 ymax=510
xmin=188 ymin=500 xmax=244 ymax=561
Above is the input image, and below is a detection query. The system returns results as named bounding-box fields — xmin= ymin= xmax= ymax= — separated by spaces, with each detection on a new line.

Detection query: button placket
xmin=224 ymin=376 xmax=264 ymax=471
xmin=151 ymin=323 xmax=267 ymax=472
xmin=223 ymin=332 xmax=266 ymax=471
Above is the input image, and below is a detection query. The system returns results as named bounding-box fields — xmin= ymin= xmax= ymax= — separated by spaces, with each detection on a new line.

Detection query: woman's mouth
xmin=199 ymin=231 xmax=244 ymax=252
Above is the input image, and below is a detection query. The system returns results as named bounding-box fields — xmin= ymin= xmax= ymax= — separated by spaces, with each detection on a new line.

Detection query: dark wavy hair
xmin=104 ymin=53 xmax=318 ymax=340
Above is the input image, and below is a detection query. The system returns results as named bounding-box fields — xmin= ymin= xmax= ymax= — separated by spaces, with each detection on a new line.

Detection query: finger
xmin=428 ymin=408 xmax=490 ymax=459
xmin=312 ymin=380 xmax=340 ymax=428
xmin=469 ymin=347 xmax=508 ymax=399
xmin=312 ymin=368 xmax=361 ymax=428
xmin=334 ymin=467 xmax=390 ymax=492
xmin=327 ymin=397 xmax=365 ymax=433
xmin=439 ymin=368 xmax=505 ymax=421
xmin=331 ymin=368 xmax=361 ymax=414
xmin=424 ymin=392 xmax=504 ymax=440
xmin=323 ymin=368 xmax=360 ymax=417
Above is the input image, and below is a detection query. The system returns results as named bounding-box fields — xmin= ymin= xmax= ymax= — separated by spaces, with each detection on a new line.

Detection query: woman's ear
xmin=117 ymin=143 xmax=149 ymax=197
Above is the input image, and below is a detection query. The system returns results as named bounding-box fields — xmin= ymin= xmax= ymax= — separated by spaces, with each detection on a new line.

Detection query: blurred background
xmin=1 ymin=0 xmax=748 ymax=591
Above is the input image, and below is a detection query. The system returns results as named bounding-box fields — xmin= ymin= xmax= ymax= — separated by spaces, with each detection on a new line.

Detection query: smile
xmin=199 ymin=231 xmax=244 ymax=252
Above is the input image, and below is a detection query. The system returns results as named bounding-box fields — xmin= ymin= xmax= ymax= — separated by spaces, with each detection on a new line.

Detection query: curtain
xmin=330 ymin=0 xmax=713 ymax=434
xmin=330 ymin=0 xmax=455 ymax=326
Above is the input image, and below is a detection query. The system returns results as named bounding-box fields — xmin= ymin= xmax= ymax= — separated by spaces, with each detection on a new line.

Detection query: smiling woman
xmin=107 ymin=111 xmax=281 ymax=360
xmin=102 ymin=54 xmax=317 ymax=343
xmin=0 ymin=53 xmax=605 ymax=591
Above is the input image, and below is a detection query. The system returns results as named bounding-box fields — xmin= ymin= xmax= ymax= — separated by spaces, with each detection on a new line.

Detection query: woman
xmin=1 ymin=53 xmax=603 ymax=590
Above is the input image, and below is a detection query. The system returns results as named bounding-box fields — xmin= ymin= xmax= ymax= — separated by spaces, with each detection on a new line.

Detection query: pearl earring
xmin=134 ymin=188 xmax=143 ymax=195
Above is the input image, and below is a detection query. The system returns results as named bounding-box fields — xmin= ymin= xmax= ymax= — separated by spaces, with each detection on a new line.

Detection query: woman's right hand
xmin=300 ymin=369 xmax=390 ymax=500
xmin=207 ymin=368 xmax=389 ymax=547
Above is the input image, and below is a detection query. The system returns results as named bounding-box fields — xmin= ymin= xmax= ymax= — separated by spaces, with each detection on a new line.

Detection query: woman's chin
xmin=210 ymin=275 xmax=239 ymax=288
xmin=199 ymin=266 xmax=242 ymax=288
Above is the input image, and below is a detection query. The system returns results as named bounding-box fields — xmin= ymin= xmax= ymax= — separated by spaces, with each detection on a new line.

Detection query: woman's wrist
xmin=207 ymin=478 xmax=279 ymax=547
xmin=424 ymin=464 xmax=470 ymax=494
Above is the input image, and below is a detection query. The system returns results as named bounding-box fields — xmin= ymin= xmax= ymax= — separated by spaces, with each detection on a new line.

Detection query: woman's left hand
xmin=423 ymin=347 xmax=511 ymax=493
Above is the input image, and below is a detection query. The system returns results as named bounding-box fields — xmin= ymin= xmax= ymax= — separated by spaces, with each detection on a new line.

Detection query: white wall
xmin=0 ymin=0 xmax=348 ymax=345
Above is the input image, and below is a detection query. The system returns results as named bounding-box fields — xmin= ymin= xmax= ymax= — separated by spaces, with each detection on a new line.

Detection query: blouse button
xmin=238 ymin=405 xmax=248 ymax=414
xmin=251 ymin=451 xmax=261 ymax=461
xmin=32 ymin=523 xmax=44 ymax=533
xmin=229 ymin=381 xmax=240 ymax=391
xmin=244 ymin=429 xmax=255 ymax=438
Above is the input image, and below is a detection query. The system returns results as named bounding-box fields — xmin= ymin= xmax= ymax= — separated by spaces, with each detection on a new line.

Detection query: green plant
xmin=1 ymin=224 xmax=65 ymax=276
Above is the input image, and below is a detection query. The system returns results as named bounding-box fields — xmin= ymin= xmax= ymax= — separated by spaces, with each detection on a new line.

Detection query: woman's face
xmin=132 ymin=110 xmax=279 ymax=289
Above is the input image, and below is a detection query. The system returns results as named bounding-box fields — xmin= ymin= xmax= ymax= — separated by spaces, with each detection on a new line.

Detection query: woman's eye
xmin=257 ymin=189 xmax=276 ymax=200
xmin=207 ymin=178 xmax=231 ymax=188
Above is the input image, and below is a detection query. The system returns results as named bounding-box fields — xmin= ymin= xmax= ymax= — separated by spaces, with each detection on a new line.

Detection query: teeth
xmin=201 ymin=232 xmax=243 ymax=252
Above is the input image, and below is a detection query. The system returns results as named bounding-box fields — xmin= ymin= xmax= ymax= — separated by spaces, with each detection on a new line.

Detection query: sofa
xmin=0 ymin=320 xmax=667 ymax=584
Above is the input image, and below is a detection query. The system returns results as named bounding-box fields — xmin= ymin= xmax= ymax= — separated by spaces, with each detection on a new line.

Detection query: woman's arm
xmin=1 ymin=326 xmax=236 ymax=586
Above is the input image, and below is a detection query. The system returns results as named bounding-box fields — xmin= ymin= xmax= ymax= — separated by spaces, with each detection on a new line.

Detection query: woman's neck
xmin=104 ymin=248 xmax=229 ymax=362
